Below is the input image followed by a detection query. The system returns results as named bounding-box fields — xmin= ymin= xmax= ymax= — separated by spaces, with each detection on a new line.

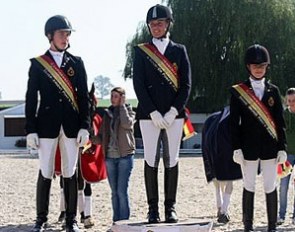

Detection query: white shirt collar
xmin=49 ymin=50 xmax=64 ymax=67
xmin=249 ymin=77 xmax=265 ymax=100
xmin=152 ymin=37 xmax=170 ymax=55
xmin=249 ymin=77 xmax=265 ymax=86
xmin=49 ymin=49 xmax=64 ymax=57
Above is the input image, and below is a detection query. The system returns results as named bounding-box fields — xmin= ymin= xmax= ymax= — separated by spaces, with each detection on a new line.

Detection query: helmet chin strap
xmin=250 ymin=74 xmax=263 ymax=80
xmin=149 ymin=21 xmax=171 ymax=40
xmin=52 ymin=42 xmax=70 ymax=52
xmin=247 ymin=66 xmax=265 ymax=80
xmin=48 ymin=32 xmax=70 ymax=52
xmin=156 ymin=34 xmax=168 ymax=40
xmin=158 ymin=31 xmax=170 ymax=40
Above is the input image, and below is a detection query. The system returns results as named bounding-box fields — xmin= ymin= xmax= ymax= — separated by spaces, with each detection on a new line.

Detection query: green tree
xmin=124 ymin=0 xmax=295 ymax=112
xmin=93 ymin=75 xmax=114 ymax=99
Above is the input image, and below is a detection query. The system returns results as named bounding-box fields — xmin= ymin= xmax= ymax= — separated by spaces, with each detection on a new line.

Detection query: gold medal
xmin=268 ymin=96 xmax=275 ymax=107
xmin=67 ymin=67 xmax=75 ymax=77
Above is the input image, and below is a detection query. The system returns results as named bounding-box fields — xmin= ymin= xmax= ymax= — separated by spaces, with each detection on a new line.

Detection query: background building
xmin=0 ymin=100 xmax=205 ymax=151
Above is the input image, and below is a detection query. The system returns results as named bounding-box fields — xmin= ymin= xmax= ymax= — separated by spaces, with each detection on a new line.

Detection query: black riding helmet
xmin=146 ymin=4 xmax=174 ymax=24
xmin=245 ymin=44 xmax=270 ymax=65
xmin=146 ymin=4 xmax=173 ymax=38
xmin=45 ymin=15 xmax=74 ymax=39
xmin=44 ymin=15 xmax=74 ymax=51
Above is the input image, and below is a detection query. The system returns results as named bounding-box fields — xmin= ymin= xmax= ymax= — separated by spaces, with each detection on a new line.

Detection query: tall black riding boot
xmin=145 ymin=161 xmax=160 ymax=223
xmin=63 ymin=174 xmax=80 ymax=232
xmin=31 ymin=171 xmax=52 ymax=232
xmin=243 ymin=189 xmax=254 ymax=232
xmin=266 ymin=190 xmax=278 ymax=232
xmin=164 ymin=164 xmax=179 ymax=223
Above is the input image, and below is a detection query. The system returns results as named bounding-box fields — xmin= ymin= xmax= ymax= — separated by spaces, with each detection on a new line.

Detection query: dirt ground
xmin=1 ymin=154 xmax=295 ymax=232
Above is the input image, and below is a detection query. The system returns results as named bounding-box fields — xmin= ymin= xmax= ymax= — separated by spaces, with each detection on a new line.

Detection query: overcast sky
xmin=0 ymin=0 xmax=162 ymax=100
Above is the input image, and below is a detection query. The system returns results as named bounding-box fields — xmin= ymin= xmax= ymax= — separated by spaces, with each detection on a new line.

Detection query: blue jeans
xmin=106 ymin=155 xmax=134 ymax=222
xmin=279 ymin=154 xmax=295 ymax=219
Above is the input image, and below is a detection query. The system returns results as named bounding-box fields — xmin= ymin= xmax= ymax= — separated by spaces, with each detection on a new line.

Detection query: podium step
xmin=111 ymin=219 xmax=213 ymax=232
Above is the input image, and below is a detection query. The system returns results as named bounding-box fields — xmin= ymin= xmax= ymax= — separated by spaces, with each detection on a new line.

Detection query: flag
xmin=182 ymin=108 xmax=197 ymax=141
xmin=277 ymin=160 xmax=293 ymax=179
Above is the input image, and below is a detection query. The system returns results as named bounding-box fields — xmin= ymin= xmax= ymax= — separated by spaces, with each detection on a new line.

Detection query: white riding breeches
xmin=241 ymin=158 xmax=277 ymax=194
xmin=213 ymin=179 xmax=233 ymax=214
xmin=140 ymin=118 xmax=184 ymax=168
xmin=38 ymin=127 xmax=79 ymax=179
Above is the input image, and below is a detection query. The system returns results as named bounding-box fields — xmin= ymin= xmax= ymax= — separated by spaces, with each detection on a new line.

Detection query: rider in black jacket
xmin=25 ymin=15 xmax=90 ymax=232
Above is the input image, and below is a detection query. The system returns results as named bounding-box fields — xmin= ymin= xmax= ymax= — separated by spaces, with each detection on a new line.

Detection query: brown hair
xmin=111 ymin=87 xmax=125 ymax=96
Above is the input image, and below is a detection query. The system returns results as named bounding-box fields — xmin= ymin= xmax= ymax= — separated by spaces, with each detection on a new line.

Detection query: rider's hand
xmin=76 ymin=129 xmax=90 ymax=147
xmin=26 ymin=133 xmax=39 ymax=149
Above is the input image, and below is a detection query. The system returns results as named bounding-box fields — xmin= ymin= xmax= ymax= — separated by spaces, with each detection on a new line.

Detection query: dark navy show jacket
xmin=25 ymin=50 xmax=90 ymax=138
xmin=133 ymin=40 xmax=192 ymax=120
xmin=229 ymin=79 xmax=286 ymax=160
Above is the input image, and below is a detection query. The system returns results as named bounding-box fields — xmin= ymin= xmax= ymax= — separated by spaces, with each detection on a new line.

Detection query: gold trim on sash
xmin=232 ymin=83 xmax=278 ymax=140
xmin=35 ymin=55 xmax=79 ymax=112
xmin=138 ymin=43 xmax=178 ymax=91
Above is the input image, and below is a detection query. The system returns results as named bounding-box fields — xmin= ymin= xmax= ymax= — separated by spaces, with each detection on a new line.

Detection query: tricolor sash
xmin=138 ymin=43 xmax=179 ymax=91
xmin=231 ymin=83 xmax=278 ymax=141
xmin=33 ymin=55 xmax=79 ymax=112
xmin=138 ymin=43 xmax=197 ymax=139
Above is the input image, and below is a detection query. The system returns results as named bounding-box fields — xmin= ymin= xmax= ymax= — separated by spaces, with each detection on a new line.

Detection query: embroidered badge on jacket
xmin=67 ymin=67 xmax=75 ymax=77
xmin=268 ymin=96 xmax=275 ymax=107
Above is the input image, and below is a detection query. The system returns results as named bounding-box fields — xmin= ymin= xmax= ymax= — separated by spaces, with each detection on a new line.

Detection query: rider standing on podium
xmin=133 ymin=4 xmax=191 ymax=224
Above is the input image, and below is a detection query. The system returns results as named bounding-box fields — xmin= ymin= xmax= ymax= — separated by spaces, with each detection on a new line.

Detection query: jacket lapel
xmin=261 ymin=81 xmax=272 ymax=103
xmin=61 ymin=52 xmax=71 ymax=69
xmin=164 ymin=40 xmax=175 ymax=57
xmin=44 ymin=50 xmax=55 ymax=64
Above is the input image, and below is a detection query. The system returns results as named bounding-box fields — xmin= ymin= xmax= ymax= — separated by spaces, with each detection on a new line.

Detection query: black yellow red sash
xmin=138 ymin=43 xmax=196 ymax=139
xmin=34 ymin=55 xmax=79 ymax=112
xmin=138 ymin=43 xmax=178 ymax=91
xmin=231 ymin=83 xmax=278 ymax=141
